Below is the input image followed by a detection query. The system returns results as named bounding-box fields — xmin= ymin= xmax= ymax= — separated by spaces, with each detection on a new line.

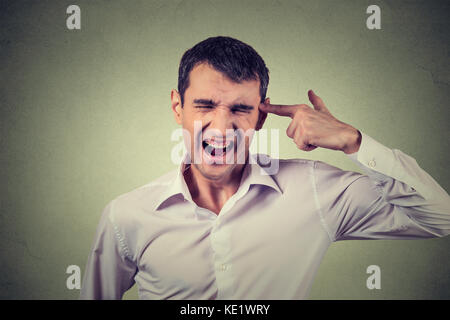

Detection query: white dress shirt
xmin=80 ymin=132 xmax=450 ymax=300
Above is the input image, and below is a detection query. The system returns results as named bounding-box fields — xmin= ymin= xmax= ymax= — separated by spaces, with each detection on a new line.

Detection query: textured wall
xmin=0 ymin=0 xmax=448 ymax=299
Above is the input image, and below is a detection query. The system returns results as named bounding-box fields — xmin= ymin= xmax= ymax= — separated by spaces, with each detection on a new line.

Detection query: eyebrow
xmin=193 ymin=99 xmax=254 ymax=110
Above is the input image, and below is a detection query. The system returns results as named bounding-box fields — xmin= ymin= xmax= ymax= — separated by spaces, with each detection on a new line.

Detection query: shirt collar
xmin=154 ymin=153 xmax=282 ymax=211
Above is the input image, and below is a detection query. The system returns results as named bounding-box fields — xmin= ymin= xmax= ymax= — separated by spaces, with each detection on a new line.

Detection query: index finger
xmin=259 ymin=103 xmax=298 ymax=118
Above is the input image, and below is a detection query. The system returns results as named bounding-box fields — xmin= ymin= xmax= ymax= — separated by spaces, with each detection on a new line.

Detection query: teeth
xmin=204 ymin=139 xmax=231 ymax=148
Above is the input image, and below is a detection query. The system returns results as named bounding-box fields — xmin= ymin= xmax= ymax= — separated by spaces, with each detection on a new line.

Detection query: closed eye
xmin=231 ymin=108 xmax=250 ymax=114
xmin=194 ymin=103 xmax=253 ymax=114
xmin=195 ymin=105 xmax=214 ymax=110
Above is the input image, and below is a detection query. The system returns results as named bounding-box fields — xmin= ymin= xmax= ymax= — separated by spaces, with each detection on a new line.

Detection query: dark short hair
xmin=178 ymin=36 xmax=269 ymax=105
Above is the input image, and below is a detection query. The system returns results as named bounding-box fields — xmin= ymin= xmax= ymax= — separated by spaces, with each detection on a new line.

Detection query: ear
xmin=171 ymin=89 xmax=183 ymax=125
xmin=255 ymin=97 xmax=270 ymax=131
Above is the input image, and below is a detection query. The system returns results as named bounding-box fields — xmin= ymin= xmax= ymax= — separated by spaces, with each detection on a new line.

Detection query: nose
xmin=208 ymin=107 xmax=235 ymax=137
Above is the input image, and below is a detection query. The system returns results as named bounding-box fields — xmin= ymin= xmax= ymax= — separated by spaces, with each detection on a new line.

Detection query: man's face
xmin=171 ymin=63 xmax=267 ymax=181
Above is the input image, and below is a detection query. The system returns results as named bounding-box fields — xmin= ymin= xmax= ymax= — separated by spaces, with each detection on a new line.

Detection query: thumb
xmin=308 ymin=90 xmax=330 ymax=113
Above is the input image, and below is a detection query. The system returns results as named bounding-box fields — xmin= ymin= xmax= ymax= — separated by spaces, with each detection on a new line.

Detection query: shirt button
xmin=220 ymin=264 xmax=228 ymax=271
xmin=368 ymin=159 xmax=376 ymax=168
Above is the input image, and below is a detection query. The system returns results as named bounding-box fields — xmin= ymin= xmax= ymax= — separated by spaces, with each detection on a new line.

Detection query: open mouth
xmin=202 ymin=137 xmax=235 ymax=158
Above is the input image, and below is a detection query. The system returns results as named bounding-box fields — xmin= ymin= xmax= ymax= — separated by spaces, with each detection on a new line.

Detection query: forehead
xmin=186 ymin=63 xmax=260 ymax=104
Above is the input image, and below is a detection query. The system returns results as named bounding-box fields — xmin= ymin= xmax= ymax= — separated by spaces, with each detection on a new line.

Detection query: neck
xmin=184 ymin=163 xmax=247 ymax=215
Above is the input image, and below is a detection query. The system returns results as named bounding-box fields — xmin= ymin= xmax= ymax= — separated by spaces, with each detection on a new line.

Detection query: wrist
xmin=342 ymin=127 xmax=361 ymax=154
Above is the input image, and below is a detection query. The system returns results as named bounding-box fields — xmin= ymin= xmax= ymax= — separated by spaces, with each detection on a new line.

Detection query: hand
xmin=259 ymin=90 xmax=361 ymax=154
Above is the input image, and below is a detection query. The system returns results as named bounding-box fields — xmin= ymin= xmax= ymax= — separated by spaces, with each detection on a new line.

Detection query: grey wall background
xmin=0 ymin=0 xmax=449 ymax=299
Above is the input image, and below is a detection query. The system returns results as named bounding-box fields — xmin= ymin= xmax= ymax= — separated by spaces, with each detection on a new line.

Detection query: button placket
xmin=210 ymin=223 xmax=234 ymax=299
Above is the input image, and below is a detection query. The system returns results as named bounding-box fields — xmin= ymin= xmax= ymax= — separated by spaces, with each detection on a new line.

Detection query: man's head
xmin=171 ymin=36 xmax=270 ymax=181
xmin=177 ymin=36 xmax=269 ymax=106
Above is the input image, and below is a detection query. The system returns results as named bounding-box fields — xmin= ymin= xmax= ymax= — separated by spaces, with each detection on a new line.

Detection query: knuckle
xmin=299 ymin=104 xmax=310 ymax=112
xmin=293 ymin=106 xmax=303 ymax=115
xmin=293 ymin=112 xmax=303 ymax=124
xmin=303 ymin=121 xmax=314 ymax=132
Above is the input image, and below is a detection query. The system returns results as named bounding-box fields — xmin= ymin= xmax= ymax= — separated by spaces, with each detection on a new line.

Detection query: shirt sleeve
xmin=313 ymin=132 xmax=450 ymax=241
xmin=79 ymin=200 xmax=137 ymax=299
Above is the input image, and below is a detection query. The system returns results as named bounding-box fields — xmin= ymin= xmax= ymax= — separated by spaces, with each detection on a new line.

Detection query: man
xmin=80 ymin=36 xmax=450 ymax=299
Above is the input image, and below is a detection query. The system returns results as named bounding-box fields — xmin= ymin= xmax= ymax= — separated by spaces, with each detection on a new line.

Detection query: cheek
xmin=235 ymin=113 xmax=259 ymax=129
xmin=184 ymin=110 xmax=213 ymax=124
xmin=181 ymin=110 xmax=205 ymax=132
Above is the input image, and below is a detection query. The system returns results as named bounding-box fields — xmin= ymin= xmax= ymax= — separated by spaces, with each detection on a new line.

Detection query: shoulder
xmin=105 ymin=169 xmax=178 ymax=225
xmin=312 ymin=159 xmax=363 ymax=182
xmin=252 ymin=153 xmax=315 ymax=191
xmin=254 ymin=153 xmax=362 ymax=186
xmin=254 ymin=153 xmax=315 ymax=180
xmin=254 ymin=153 xmax=313 ymax=171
